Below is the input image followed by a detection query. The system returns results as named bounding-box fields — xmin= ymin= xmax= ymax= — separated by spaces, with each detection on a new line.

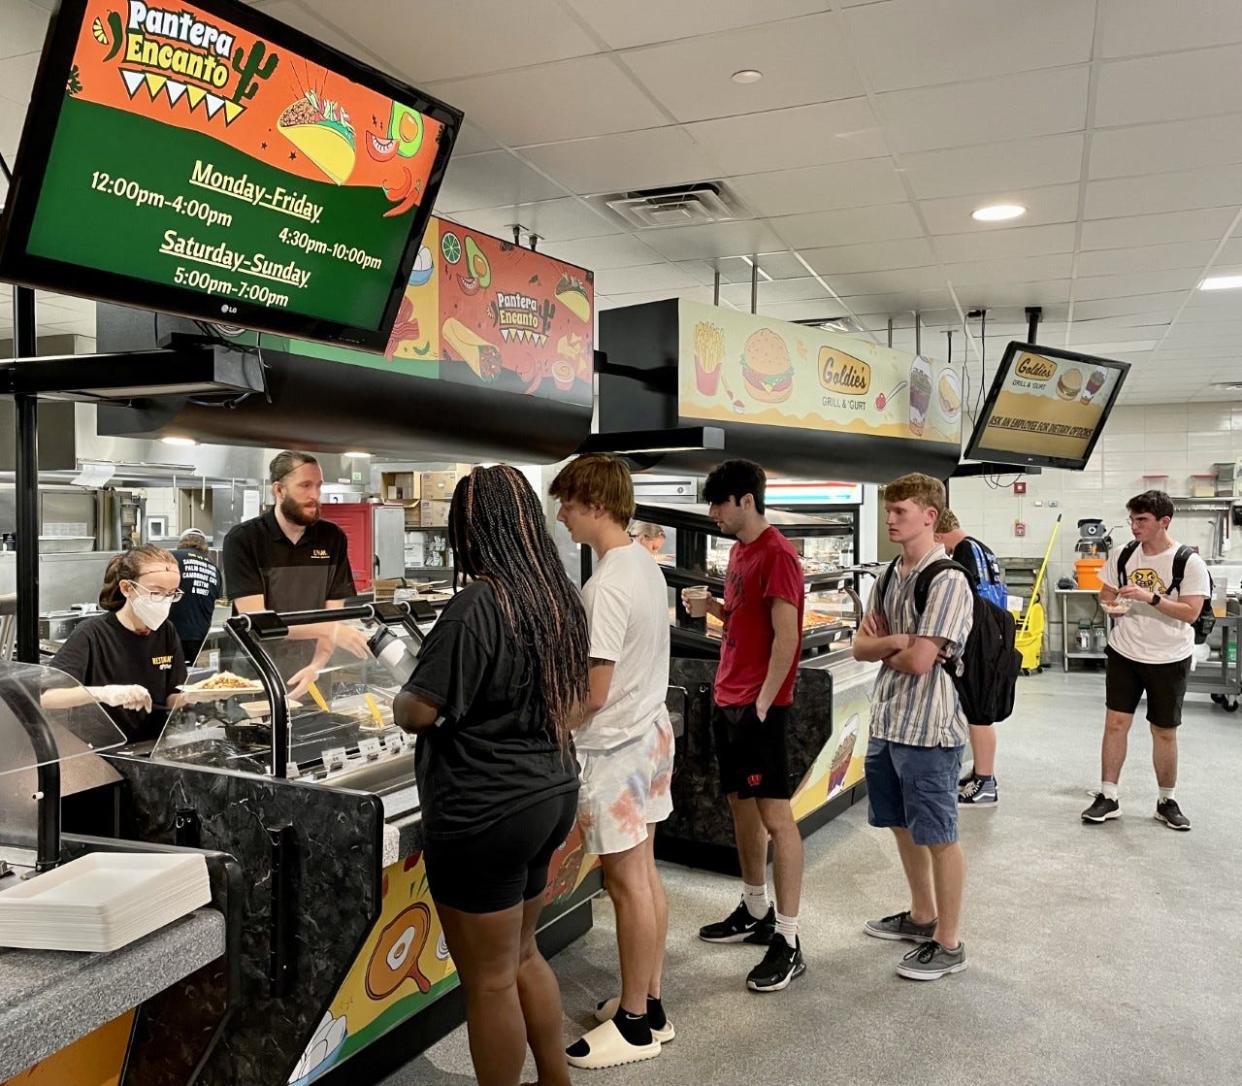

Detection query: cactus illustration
xmin=230 ymin=40 xmax=279 ymax=104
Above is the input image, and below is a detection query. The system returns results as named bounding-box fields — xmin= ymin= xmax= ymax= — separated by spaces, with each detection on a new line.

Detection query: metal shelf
xmin=658 ymin=566 xmax=854 ymax=593
xmin=1065 ymin=651 xmax=1107 ymax=660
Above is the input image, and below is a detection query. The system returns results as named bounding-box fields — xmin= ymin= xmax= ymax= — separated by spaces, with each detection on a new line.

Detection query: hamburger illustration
xmin=739 ymin=328 xmax=794 ymax=404
xmin=1056 ymin=368 xmax=1083 ymax=401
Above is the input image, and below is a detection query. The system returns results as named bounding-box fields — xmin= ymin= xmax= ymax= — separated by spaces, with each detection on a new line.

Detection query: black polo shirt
xmin=223 ymin=510 xmax=356 ymax=613
xmin=170 ymin=548 xmax=221 ymax=647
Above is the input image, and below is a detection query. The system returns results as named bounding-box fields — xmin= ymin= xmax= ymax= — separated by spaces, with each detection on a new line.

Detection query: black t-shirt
xmin=50 ymin=612 xmax=187 ymax=741
xmin=403 ymin=581 xmax=579 ymax=840
xmin=170 ymin=548 xmax=221 ymax=649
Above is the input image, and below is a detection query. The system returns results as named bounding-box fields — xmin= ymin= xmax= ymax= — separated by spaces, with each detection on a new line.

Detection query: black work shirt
xmin=403 ymin=582 xmax=579 ymax=840
xmin=223 ymin=511 xmax=355 ymax=612
xmin=170 ymin=548 xmax=221 ymax=648
xmin=50 ymin=612 xmax=187 ymax=741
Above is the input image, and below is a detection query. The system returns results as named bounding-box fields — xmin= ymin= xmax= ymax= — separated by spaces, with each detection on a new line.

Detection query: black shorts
xmin=1105 ymin=646 xmax=1191 ymax=729
xmin=423 ymin=789 xmax=578 ymax=914
xmin=712 ymin=702 xmax=792 ymax=800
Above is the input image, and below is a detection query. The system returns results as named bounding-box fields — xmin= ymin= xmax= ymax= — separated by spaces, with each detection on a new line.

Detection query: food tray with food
xmin=178 ymin=671 xmax=266 ymax=697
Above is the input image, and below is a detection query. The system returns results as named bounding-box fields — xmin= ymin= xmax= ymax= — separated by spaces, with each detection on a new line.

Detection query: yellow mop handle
xmin=1021 ymin=513 xmax=1062 ymax=635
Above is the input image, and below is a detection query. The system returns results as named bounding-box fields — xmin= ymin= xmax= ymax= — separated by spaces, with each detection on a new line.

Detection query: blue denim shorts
xmin=865 ymin=738 xmax=964 ymax=846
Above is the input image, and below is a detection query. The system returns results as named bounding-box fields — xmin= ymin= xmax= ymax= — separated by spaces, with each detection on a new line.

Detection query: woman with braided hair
xmin=394 ymin=464 xmax=588 ymax=1086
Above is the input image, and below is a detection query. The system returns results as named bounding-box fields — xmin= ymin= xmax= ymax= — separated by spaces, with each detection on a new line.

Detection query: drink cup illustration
xmin=1081 ymin=368 xmax=1106 ymax=403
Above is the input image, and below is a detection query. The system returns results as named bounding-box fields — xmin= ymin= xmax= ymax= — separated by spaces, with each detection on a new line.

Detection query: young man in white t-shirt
xmin=551 ymin=455 xmax=675 ymax=1068
xmin=1084 ymin=490 xmax=1209 ymax=830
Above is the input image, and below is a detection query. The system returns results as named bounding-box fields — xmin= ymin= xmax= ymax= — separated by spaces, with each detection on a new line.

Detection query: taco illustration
xmin=277 ymin=91 xmax=356 ymax=185
xmin=555 ymin=274 xmax=590 ymax=322
xmin=443 ymin=318 xmax=502 ymax=381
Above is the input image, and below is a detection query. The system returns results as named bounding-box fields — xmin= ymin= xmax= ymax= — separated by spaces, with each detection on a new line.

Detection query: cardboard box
xmin=420 ymin=471 xmax=459 ymax=499
xmin=420 ymin=499 xmax=450 ymax=527
xmin=383 ymin=472 xmax=419 ymax=502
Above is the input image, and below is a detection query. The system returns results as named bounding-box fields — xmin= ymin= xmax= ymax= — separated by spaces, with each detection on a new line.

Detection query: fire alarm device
xmin=1014 ymin=521 xmax=1027 ymax=538
xmin=1014 ymin=481 xmax=1027 ymax=495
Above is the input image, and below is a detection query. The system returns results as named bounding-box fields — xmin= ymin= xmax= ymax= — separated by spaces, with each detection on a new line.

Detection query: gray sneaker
xmin=864 ymin=910 xmax=937 ymax=942
xmin=896 ymin=940 xmax=967 ymax=980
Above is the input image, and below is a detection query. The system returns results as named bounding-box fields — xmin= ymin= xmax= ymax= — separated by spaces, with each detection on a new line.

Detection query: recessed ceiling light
xmin=971 ymin=203 xmax=1026 ymax=222
xmin=1200 ymin=275 xmax=1242 ymax=291
xmin=161 ymin=435 xmax=196 ymax=447
xmin=1213 ymin=381 xmax=1242 ymax=391
xmin=731 ymin=69 xmax=763 ymax=84
xmin=343 ymin=450 xmax=371 ymax=458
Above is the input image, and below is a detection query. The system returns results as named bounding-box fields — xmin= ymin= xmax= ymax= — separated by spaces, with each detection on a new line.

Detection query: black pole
xmin=1025 ymin=305 xmax=1042 ymax=346
xmin=12 ymin=287 xmax=38 ymax=664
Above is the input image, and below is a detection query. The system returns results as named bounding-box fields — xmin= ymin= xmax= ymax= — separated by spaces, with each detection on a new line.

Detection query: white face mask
xmin=130 ymin=590 xmax=173 ymax=631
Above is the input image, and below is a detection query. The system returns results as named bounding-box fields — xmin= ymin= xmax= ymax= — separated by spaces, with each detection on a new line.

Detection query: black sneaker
xmin=1155 ymin=798 xmax=1191 ymax=831
xmin=745 ymin=937 xmax=805 ymax=992
xmin=1081 ymin=794 xmax=1121 ymax=823
xmin=699 ymin=902 xmax=774 ymax=944
xmin=959 ymin=768 xmax=976 ymax=787
xmin=959 ymin=775 xmax=998 ymax=806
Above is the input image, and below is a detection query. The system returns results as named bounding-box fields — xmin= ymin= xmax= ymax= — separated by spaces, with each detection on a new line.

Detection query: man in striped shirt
xmin=852 ymin=473 xmax=974 ymax=981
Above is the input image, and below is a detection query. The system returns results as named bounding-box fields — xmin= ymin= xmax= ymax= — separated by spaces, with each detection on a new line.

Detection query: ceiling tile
xmin=539 ymin=234 xmax=665 ymax=270
xmin=594 ymin=264 xmax=705 ymax=294
xmin=449 ymin=197 xmax=621 ymax=242
xmin=1098 ymin=0 xmax=1242 ymax=58
xmin=1071 ymin=292 xmax=1188 ymax=320
xmin=845 ymin=0 xmax=1095 ymax=93
xmin=451 ymin=122 xmax=501 ymax=156
xmin=1090 ymin=114 xmax=1242 ymax=179
xmin=1074 ymin=270 xmax=1202 ymax=301
xmin=900 ymin=133 xmax=1085 ymax=201
xmin=946 ymin=253 xmax=1075 ymax=286
xmin=920 ymin=183 xmax=1080 ymax=235
xmin=1079 ymin=208 xmax=1238 ymax=250
xmin=683 ymin=98 xmax=888 ymax=174
xmin=638 ymin=219 xmax=788 ymax=261
xmin=426 ymin=56 xmax=667 ymax=146
xmin=301 ymin=0 xmax=599 ymax=82
xmin=875 ymin=67 xmax=1089 ymax=154
xmin=768 ymin=202 xmax=924 ymax=247
xmin=433 ymin=151 xmax=567 ymax=213
xmin=757 ymin=298 xmax=856 ymax=322
xmin=718 ymin=276 xmax=834 ymax=306
xmin=932 ymin=223 xmax=1077 ymax=263
xmin=1095 ymin=44 xmax=1242 ymax=127
xmin=0 ymin=51 xmax=39 ymax=103
xmin=824 ymin=267 xmax=948 ymax=297
xmin=729 ymin=158 xmax=905 ymax=217
xmin=1084 ymin=164 xmax=1242 ymax=220
xmin=620 ymin=14 xmax=864 ymax=122
xmin=954 ymin=280 xmax=1072 ymax=308
xmin=1074 ymin=241 xmax=1217 ymax=278
xmin=254 ymin=1 xmax=392 ymax=67
xmin=0 ymin=0 xmax=48 ymax=60
xmin=802 ymin=237 xmax=937 ymax=275
xmin=564 ymin=0 xmax=830 ymax=50
xmin=518 ymin=126 xmax=724 ymax=194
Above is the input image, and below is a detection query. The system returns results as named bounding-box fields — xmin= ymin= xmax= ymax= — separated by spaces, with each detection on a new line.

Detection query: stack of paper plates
xmin=0 ymin=852 xmax=210 ymax=952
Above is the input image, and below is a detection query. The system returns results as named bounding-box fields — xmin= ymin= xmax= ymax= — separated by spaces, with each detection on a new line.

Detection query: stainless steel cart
xmin=1187 ymin=614 xmax=1242 ymax=713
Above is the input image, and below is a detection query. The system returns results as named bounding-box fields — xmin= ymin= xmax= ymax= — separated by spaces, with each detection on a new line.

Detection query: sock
xmin=775 ymin=911 xmax=799 ymax=948
xmin=1100 ymin=781 xmax=1119 ymax=801
xmin=646 ymin=996 xmax=666 ymax=1031
xmin=742 ymin=882 xmax=769 ymax=920
xmin=612 ymin=1011 xmax=653 ymax=1047
xmin=1159 ymin=786 xmax=1176 ymax=801
xmin=975 ymin=773 xmax=994 ymax=782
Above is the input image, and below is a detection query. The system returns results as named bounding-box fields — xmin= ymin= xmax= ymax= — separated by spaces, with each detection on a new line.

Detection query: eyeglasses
xmin=127 ymin=581 xmax=184 ymax=604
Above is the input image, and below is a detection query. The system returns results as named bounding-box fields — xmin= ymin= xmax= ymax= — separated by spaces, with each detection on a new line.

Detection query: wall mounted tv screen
xmin=963 ymin=342 xmax=1131 ymax=471
xmin=0 ymin=0 xmax=462 ymax=351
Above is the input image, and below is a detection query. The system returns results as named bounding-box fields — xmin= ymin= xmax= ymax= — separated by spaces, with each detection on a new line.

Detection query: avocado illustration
xmin=464 ymin=236 xmax=491 ymax=289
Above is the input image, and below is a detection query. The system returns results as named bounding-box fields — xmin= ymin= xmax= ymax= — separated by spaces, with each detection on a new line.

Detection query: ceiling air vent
xmin=594 ymin=182 xmax=744 ymax=230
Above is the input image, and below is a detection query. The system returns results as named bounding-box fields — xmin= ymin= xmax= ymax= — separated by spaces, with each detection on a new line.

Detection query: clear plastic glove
xmin=332 ymin=623 xmax=371 ymax=659
xmin=286 ymin=665 xmax=320 ymax=702
xmin=88 ymin=684 xmax=153 ymax=712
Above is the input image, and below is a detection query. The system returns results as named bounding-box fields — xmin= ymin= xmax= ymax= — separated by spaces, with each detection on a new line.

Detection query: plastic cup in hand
xmin=684 ymin=586 xmax=710 ymax=618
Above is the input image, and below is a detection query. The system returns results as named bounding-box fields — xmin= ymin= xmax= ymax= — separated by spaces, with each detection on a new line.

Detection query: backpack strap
xmin=1116 ymin=539 xmax=1140 ymax=585
xmin=876 ymin=557 xmax=901 ymax=609
xmin=1168 ymin=545 xmax=1211 ymax=596
xmin=965 ymin=538 xmax=995 ymax=587
xmin=913 ymin=560 xmax=972 ymax=615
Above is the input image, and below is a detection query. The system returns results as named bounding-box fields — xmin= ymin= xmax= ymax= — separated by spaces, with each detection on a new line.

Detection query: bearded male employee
xmin=1083 ymin=490 xmax=1207 ymax=830
xmin=690 ymin=459 xmax=806 ymax=993
xmin=223 ymin=451 xmax=368 ymax=698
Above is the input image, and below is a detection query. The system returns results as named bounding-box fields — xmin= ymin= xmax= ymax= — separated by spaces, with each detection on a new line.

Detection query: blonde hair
xmin=631 ymin=521 xmax=665 ymax=541
xmin=99 ymin=545 xmax=178 ymax=611
xmin=549 ymin=455 xmax=636 ymax=527
xmin=883 ymin=473 xmax=946 ymax=515
xmin=935 ymin=509 xmax=960 ymax=534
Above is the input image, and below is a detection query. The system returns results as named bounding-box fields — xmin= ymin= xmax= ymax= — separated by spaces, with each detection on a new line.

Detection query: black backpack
xmin=878 ymin=557 xmax=1022 ymax=724
xmin=1115 ymin=541 xmax=1215 ymax=644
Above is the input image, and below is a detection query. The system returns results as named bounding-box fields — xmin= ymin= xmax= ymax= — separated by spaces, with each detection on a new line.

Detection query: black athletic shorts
xmin=423 ymin=789 xmax=579 ymax=914
xmin=1105 ymin=646 xmax=1191 ymax=729
xmin=712 ymin=702 xmax=792 ymax=800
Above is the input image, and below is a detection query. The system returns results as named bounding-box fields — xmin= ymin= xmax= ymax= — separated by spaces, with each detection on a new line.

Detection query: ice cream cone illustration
xmin=827 ymin=714 xmax=860 ymax=794
xmin=908 ymin=356 xmax=933 ymax=436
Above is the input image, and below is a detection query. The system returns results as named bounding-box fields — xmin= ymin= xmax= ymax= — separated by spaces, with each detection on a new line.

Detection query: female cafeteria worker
xmin=394 ymin=465 xmax=589 ymax=1086
xmin=44 ymin=544 xmax=197 ymax=742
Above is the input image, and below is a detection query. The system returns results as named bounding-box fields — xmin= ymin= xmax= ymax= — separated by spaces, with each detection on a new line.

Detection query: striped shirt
xmin=867 ymin=545 xmax=974 ymax=748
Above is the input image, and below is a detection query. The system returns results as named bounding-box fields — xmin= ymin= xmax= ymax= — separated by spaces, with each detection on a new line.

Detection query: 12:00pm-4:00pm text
xmin=173 ymin=266 xmax=289 ymax=308
xmin=91 ymin=172 xmax=233 ymax=228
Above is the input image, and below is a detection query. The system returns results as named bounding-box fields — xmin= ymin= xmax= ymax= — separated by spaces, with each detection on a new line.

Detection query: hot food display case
xmin=88 ymin=604 xmax=600 ymax=1086
xmin=617 ymin=502 xmax=878 ymax=872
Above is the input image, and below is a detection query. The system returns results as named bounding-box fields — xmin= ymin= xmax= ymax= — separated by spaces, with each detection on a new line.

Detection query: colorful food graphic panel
xmin=287 ymin=825 xmax=597 ymax=1086
xmin=2 ymin=1008 xmax=133 ymax=1085
xmin=974 ymin=349 xmax=1123 ymax=463
xmin=678 ymin=300 xmax=962 ymax=446
xmin=22 ymin=0 xmax=446 ymax=331
xmin=791 ymin=676 xmax=872 ymax=822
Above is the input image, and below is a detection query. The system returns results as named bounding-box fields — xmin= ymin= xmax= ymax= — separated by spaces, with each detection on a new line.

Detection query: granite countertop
xmin=0 ymin=908 xmax=226 ymax=1080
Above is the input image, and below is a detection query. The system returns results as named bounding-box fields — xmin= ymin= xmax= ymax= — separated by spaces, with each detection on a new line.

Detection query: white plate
xmin=178 ymin=681 xmax=266 ymax=698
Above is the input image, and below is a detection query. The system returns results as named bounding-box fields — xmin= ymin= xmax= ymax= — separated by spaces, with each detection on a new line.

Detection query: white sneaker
xmin=594 ymin=996 xmax=676 ymax=1042
xmin=566 ymin=1019 xmax=661 ymax=1069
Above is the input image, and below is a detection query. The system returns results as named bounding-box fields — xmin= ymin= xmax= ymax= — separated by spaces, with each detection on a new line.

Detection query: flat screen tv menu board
xmin=964 ymin=342 xmax=1130 ymax=470
xmin=0 ymin=0 xmax=462 ymax=351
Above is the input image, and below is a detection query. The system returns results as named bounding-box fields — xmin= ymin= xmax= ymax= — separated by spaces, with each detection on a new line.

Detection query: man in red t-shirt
xmin=685 ymin=460 xmax=806 ymax=993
